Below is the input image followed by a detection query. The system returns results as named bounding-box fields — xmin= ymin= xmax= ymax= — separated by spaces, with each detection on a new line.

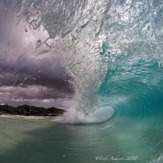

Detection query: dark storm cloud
xmin=0 ymin=1 xmax=73 ymax=107
xmin=0 ymin=51 xmax=68 ymax=88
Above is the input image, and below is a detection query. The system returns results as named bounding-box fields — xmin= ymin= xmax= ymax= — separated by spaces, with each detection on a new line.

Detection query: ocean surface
xmin=0 ymin=103 xmax=162 ymax=163
xmin=0 ymin=0 xmax=163 ymax=162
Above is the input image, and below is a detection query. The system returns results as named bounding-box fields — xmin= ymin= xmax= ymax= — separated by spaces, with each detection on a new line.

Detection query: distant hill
xmin=0 ymin=104 xmax=65 ymax=116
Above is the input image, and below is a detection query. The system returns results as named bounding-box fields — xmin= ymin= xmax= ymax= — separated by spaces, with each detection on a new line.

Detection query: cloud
xmin=0 ymin=85 xmax=68 ymax=100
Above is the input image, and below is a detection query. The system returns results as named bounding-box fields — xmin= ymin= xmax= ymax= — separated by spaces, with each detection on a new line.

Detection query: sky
xmin=0 ymin=1 xmax=73 ymax=108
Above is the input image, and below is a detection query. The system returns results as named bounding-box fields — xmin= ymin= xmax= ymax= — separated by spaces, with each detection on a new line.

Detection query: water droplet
xmin=25 ymin=28 xmax=28 ymax=32
xmin=17 ymin=13 xmax=20 ymax=17
xmin=19 ymin=83 xmax=23 ymax=86
xmin=4 ymin=8 xmax=7 ymax=13
xmin=36 ymin=40 xmax=42 ymax=49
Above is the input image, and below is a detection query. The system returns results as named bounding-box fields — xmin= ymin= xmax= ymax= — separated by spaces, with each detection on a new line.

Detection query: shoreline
xmin=0 ymin=104 xmax=65 ymax=119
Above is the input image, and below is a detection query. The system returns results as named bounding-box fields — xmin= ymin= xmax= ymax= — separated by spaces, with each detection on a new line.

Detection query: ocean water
xmin=0 ymin=0 xmax=163 ymax=162
xmin=0 ymin=104 xmax=162 ymax=163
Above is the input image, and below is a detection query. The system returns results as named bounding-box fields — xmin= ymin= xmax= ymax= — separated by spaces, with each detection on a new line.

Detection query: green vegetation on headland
xmin=0 ymin=104 xmax=65 ymax=117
